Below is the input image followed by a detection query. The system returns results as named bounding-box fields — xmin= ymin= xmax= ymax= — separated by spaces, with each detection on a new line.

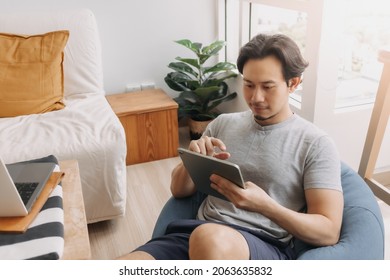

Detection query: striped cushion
xmin=0 ymin=164 xmax=64 ymax=260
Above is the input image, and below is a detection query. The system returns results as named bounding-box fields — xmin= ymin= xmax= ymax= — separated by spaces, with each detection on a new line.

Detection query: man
xmin=119 ymin=34 xmax=343 ymax=260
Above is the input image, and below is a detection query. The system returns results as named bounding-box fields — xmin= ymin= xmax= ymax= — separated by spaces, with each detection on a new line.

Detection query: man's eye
xmin=245 ymin=84 xmax=254 ymax=88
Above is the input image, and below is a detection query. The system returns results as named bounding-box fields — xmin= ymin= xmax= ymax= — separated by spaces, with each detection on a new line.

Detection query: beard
xmin=253 ymin=113 xmax=277 ymax=122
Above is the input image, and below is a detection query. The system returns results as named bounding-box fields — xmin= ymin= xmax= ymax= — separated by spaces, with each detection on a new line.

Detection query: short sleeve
xmin=303 ymin=135 xmax=342 ymax=192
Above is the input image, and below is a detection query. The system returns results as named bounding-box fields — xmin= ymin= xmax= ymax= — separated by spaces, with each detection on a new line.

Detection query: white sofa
xmin=0 ymin=9 xmax=127 ymax=223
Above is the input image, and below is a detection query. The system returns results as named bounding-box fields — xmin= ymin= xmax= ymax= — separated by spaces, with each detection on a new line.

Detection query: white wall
xmin=1 ymin=0 xmax=218 ymax=95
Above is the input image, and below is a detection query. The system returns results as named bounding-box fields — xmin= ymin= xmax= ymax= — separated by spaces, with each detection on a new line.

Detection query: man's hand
xmin=171 ymin=136 xmax=229 ymax=198
xmin=209 ymin=174 xmax=270 ymax=212
xmin=188 ymin=136 xmax=230 ymax=160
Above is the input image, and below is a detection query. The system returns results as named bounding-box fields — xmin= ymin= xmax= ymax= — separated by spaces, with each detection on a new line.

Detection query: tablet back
xmin=178 ymin=148 xmax=245 ymax=201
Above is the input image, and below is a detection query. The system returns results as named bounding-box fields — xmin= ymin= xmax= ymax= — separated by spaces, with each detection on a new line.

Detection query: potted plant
xmin=164 ymin=39 xmax=238 ymax=139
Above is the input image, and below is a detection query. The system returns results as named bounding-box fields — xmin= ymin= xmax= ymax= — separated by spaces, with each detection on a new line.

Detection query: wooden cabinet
xmin=106 ymin=89 xmax=179 ymax=165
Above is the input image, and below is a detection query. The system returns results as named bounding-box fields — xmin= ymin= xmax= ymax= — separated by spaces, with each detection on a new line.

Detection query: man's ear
xmin=288 ymin=77 xmax=302 ymax=92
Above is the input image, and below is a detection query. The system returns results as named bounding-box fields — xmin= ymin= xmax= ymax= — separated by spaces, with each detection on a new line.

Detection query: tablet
xmin=178 ymin=147 xmax=245 ymax=201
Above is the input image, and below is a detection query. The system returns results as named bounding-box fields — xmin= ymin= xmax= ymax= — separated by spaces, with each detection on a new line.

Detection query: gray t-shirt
xmin=197 ymin=110 xmax=342 ymax=243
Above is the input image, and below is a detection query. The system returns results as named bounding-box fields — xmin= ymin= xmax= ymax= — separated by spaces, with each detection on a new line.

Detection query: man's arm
xmin=210 ymin=175 xmax=344 ymax=246
xmin=263 ymin=188 xmax=343 ymax=246
xmin=170 ymin=162 xmax=196 ymax=198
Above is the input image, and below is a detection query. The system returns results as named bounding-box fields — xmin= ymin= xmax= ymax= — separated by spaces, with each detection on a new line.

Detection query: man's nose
xmin=251 ymin=87 xmax=265 ymax=103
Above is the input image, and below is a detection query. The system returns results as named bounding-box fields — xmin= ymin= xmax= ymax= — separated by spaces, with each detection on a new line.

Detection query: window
xmin=335 ymin=0 xmax=390 ymax=109
xmin=220 ymin=0 xmax=389 ymax=113
xmin=249 ymin=4 xmax=307 ymax=53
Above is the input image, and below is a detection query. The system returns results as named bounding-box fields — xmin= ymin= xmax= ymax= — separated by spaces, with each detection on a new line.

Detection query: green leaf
xmin=198 ymin=54 xmax=211 ymax=65
xmin=204 ymin=72 xmax=238 ymax=86
xmin=166 ymin=72 xmax=201 ymax=91
xmin=203 ymin=62 xmax=237 ymax=74
xmin=199 ymin=41 xmax=225 ymax=65
xmin=175 ymin=90 xmax=202 ymax=104
xmin=201 ymin=84 xmax=227 ymax=106
xmin=180 ymin=105 xmax=202 ymax=114
xmin=168 ymin=62 xmax=198 ymax=78
xmin=174 ymin=98 xmax=203 ymax=120
xmin=202 ymin=40 xmax=226 ymax=56
xmin=186 ymin=80 xmax=202 ymax=90
xmin=173 ymin=96 xmax=191 ymax=107
xmin=192 ymin=113 xmax=218 ymax=121
xmin=170 ymin=71 xmax=193 ymax=82
xmin=193 ymin=86 xmax=221 ymax=101
xmin=175 ymin=57 xmax=200 ymax=69
xmin=175 ymin=39 xmax=202 ymax=55
xmin=208 ymin=92 xmax=237 ymax=111
xmin=164 ymin=73 xmax=191 ymax=92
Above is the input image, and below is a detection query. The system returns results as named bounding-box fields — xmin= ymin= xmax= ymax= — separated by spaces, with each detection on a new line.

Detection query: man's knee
xmin=188 ymin=224 xmax=225 ymax=259
xmin=188 ymin=223 xmax=249 ymax=260
xmin=190 ymin=224 xmax=223 ymax=246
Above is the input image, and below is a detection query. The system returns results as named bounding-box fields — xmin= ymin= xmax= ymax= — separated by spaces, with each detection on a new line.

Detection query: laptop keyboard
xmin=15 ymin=182 xmax=39 ymax=206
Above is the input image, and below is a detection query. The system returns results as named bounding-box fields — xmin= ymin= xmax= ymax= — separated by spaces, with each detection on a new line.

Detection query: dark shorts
xmin=135 ymin=219 xmax=296 ymax=260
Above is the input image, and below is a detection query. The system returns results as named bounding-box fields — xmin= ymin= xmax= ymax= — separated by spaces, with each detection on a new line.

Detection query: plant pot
xmin=188 ymin=118 xmax=213 ymax=140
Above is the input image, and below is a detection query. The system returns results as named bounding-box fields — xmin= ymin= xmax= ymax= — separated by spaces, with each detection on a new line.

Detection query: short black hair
xmin=237 ymin=34 xmax=309 ymax=84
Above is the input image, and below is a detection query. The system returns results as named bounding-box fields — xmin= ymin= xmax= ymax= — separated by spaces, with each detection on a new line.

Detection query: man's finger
xmin=204 ymin=137 xmax=215 ymax=156
xmin=209 ymin=137 xmax=227 ymax=151
xmin=214 ymin=152 xmax=230 ymax=160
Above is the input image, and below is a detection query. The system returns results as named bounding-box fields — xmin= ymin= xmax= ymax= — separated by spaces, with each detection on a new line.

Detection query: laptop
xmin=178 ymin=148 xmax=245 ymax=201
xmin=0 ymin=158 xmax=55 ymax=217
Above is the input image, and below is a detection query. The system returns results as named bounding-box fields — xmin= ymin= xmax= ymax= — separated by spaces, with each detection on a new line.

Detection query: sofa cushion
xmin=0 ymin=30 xmax=69 ymax=117
xmin=0 ymin=9 xmax=104 ymax=97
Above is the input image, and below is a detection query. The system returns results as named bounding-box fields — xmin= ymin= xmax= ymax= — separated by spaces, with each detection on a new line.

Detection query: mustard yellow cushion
xmin=0 ymin=30 xmax=69 ymax=117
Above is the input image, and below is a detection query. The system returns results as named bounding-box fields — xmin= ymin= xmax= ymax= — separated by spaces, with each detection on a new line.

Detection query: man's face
xmin=242 ymin=56 xmax=295 ymax=126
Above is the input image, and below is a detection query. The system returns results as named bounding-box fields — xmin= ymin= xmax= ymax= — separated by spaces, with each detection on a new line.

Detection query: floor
xmin=88 ymin=157 xmax=181 ymax=259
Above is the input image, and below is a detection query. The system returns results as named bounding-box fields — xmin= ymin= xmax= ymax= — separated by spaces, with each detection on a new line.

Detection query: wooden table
xmin=60 ymin=160 xmax=91 ymax=259
xmin=106 ymin=89 xmax=179 ymax=165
